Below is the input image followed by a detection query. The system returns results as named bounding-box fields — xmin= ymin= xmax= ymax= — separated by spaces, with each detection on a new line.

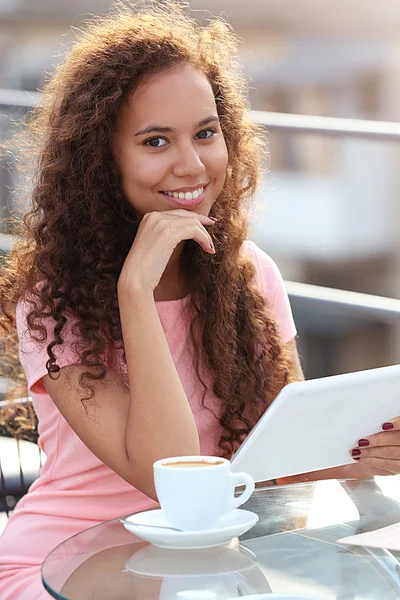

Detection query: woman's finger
xmin=354 ymin=455 xmax=399 ymax=474
xmin=169 ymin=217 xmax=215 ymax=250
xmin=143 ymin=213 xmax=214 ymax=252
xmin=172 ymin=223 xmax=215 ymax=254
xmin=346 ymin=461 xmax=394 ymax=477
xmin=383 ymin=416 xmax=400 ymax=429
xmin=354 ymin=418 xmax=400 ymax=449
xmin=163 ymin=209 xmax=216 ymax=226
xmin=351 ymin=445 xmax=400 ymax=461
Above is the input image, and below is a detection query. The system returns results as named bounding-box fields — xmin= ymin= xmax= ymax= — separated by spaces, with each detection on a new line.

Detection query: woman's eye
xmin=144 ymin=137 xmax=168 ymax=148
xmin=195 ymin=129 xmax=216 ymax=140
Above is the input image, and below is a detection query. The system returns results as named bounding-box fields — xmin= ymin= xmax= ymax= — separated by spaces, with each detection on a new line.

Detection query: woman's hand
xmin=285 ymin=418 xmax=400 ymax=484
xmin=118 ymin=209 xmax=216 ymax=295
xmin=348 ymin=417 xmax=400 ymax=476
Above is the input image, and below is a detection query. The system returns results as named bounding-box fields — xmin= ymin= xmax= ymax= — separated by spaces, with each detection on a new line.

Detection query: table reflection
xmin=124 ymin=542 xmax=272 ymax=600
xmin=60 ymin=539 xmax=272 ymax=600
xmin=41 ymin=478 xmax=400 ymax=600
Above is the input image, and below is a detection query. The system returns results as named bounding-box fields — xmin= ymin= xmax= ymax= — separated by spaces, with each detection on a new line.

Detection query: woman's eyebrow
xmin=134 ymin=115 xmax=220 ymax=137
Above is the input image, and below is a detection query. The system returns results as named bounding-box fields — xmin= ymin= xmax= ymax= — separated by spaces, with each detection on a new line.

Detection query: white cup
xmin=153 ymin=455 xmax=255 ymax=531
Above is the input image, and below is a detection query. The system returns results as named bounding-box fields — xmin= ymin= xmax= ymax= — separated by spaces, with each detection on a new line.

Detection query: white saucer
xmin=121 ymin=508 xmax=259 ymax=550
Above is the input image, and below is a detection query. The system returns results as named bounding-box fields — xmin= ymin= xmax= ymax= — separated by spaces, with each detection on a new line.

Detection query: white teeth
xmin=164 ymin=186 xmax=204 ymax=200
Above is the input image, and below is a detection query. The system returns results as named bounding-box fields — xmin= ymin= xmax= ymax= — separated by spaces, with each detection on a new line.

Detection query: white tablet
xmin=231 ymin=364 xmax=400 ymax=482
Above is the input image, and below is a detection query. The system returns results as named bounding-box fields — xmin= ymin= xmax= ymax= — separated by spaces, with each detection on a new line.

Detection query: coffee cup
xmin=153 ymin=455 xmax=254 ymax=531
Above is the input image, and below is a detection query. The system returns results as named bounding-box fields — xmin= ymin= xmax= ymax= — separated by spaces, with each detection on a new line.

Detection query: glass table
xmin=42 ymin=477 xmax=400 ymax=599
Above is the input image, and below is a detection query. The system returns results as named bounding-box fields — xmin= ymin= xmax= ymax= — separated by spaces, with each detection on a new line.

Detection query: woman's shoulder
xmin=16 ymin=282 xmax=48 ymax=319
xmin=242 ymin=239 xmax=276 ymax=264
xmin=16 ymin=285 xmax=80 ymax=346
xmin=16 ymin=288 xmax=41 ymax=334
xmin=241 ymin=241 xmax=297 ymax=343
xmin=241 ymin=239 xmax=283 ymax=294
xmin=15 ymin=287 xmax=95 ymax=392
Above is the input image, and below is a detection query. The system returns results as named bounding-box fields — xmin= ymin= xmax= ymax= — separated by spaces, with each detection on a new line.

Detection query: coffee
xmin=162 ymin=460 xmax=224 ymax=468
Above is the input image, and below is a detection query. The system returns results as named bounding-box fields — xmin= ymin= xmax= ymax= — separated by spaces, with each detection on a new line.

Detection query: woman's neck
xmin=154 ymin=274 xmax=187 ymax=302
xmin=153 ymin=244 xmax=188 ymax=302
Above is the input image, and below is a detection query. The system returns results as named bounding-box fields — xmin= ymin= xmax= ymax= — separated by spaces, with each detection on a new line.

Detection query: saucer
xmin=121 ymin=508 xmax=259 ymax=549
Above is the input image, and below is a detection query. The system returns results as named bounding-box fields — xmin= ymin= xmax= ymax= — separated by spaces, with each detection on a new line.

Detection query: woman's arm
xmin=43 ymin=210 xmax=216 ymax=500
xmin=43 ymin=294 xmax=199 ymax=500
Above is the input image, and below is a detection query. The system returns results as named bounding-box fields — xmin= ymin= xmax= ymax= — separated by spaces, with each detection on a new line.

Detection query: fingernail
xmin=208 ymin=217 xmax=217 ymax=222
xmin=210 ymin=242 xmax=215 ymax=251
xmin=358 ymin=439 xmax=370 ymax=447
xmin=351 ymin=448 xmax=361 ymax=457
xmin=382 ymin=422 xmax=394 ymax=430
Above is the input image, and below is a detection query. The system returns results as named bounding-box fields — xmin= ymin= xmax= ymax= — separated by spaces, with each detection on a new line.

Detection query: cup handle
xmin=227 ymin=471 xmax=255 ymax=512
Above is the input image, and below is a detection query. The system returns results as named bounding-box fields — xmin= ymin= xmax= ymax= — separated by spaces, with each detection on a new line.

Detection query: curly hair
xmin=0 ymin=0 xmax=294 ymax=455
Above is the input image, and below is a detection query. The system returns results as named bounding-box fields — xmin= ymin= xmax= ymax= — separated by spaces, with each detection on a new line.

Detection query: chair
xmin=0 ymin=398 xmax=45 ymax=524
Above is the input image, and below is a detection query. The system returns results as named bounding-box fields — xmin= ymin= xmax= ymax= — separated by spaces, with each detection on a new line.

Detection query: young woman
xmin=0 ymin=3 xmax=398 ymax=598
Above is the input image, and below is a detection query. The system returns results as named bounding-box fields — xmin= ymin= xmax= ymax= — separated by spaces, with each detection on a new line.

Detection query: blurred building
xmin=1 ymin=0 xmax=400 ymax=378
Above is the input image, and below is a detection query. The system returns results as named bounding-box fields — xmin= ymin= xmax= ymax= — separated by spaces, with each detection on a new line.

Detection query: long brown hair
xmin=0 ymin=1 xmax=292 ymax=455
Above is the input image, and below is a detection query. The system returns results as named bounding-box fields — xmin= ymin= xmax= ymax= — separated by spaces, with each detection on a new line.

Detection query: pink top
xmin=0 ymin=240 xmax=296 ymax=599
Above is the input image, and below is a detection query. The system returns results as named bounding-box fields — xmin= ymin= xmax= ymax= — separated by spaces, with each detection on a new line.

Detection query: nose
xmin=172 ymin=142 xmax=206 ymax=178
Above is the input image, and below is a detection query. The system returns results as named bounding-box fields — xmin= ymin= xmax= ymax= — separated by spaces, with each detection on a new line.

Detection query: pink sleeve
xmin=16 ymin=299 xmax=84 ymax=394
xmin=243 ymin=240 xmax=297 ymax=344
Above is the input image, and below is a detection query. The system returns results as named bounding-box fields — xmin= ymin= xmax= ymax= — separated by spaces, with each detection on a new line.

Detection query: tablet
xmin=231 ymin=364 xmax=400 ymax=482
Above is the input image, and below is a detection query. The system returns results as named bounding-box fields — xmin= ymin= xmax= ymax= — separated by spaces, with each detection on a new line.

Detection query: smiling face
xmin=112 ymin=64 xmax=229 ymax=217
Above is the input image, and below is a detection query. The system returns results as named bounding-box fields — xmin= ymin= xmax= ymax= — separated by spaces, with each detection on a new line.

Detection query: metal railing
xmin=0 ymin=88 xmax=41 ymax=109
xmin=252 ymin=110 xmax=400 ymax=141
xmin=286 ymin=281 xmax=400 ymax=325
xmin=3 ymin=88 xmax=400 ymax=141
xmin=2 ymin=88 xmax=400 ymax=325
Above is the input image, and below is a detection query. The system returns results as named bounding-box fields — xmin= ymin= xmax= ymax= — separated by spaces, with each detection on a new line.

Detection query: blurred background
xmin=1 ymin=0 xmax=400 ymax=379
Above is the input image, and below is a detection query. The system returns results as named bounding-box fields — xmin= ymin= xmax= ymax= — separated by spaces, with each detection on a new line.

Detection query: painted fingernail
xmin=351 ymin=448 xmax=361 ymax=457
xmin=382 ymin=422 xmax=394 ymax=430
xmin=358 ymin=439 xmax=370 ymax=447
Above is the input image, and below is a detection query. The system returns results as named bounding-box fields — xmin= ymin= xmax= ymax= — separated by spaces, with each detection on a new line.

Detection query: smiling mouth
xmin=161 ymin=185 xmax=206 ymax=201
